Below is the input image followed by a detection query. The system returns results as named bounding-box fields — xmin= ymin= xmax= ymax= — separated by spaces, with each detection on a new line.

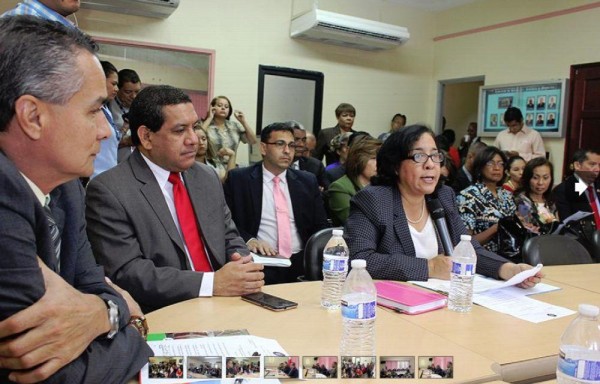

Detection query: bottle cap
xmin=460 ymin=234 xmax=472 ymax=241
xmin=351 ymin=259 xmax=366 ymax=269
xmin=578 ymin=304 xmax=600 ymax=317
xmin=332 ymin=229 xmax=344 ymax=237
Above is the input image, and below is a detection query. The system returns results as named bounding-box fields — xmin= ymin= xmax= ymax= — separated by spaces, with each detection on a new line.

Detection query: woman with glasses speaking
xmin=456 ymin=146 xmax=516 ymax=253
xmin=345 ymin=126 xmax=539 ymax=285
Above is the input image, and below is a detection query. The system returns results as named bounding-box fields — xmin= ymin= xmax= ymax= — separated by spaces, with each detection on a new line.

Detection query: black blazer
xmin=553 ymin=175 xmax=600 ymax=221
xmin=452 ymin=166 xmax=472 ymax=194
xmin=297 ymin=156 xmax=328 ymax=189
xmin=346 ymin=184 xmax=508 ymax=282
xmin=223 ymin=162 xmax=330 ymax=247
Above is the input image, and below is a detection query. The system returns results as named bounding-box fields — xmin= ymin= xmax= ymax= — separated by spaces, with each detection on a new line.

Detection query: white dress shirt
xmin=258 ymin=166 xmax=303 ymax=255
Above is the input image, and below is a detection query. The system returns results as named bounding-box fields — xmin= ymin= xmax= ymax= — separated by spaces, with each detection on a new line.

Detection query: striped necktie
xmin=43 ymin=202 xmax=61 ymax=273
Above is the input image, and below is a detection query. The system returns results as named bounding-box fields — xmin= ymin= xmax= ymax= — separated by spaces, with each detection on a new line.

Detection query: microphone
xmin=426 ymin=194 xmax=454 ymax=256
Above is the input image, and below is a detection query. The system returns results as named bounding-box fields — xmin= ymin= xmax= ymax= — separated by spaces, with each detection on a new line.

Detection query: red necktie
xmin=168 ymin=172 xmax=212 ymax=272
xmin=587 ymin=185 xmax=600 ymax=229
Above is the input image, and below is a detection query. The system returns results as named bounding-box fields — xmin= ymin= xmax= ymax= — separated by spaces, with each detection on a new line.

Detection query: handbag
xmin=497 ymin=215 xmax=537 ymax=262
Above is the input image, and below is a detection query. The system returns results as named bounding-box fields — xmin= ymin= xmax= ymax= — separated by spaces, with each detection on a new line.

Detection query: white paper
xmin=552 ymin=211 xmax=593 ymax=234
xmin=475 ymin=263 xmax=544 ymax=293
xmin=251 ymin=253 xmax=291 ymax=267
xmin=139 ymin=335 xmax=287 ymax=384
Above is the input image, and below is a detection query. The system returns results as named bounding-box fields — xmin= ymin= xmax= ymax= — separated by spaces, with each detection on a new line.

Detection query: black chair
xmin=521 ymin=234 xmax=593 ymax=265
xmin=301 ymin=227 xmax=343 ymax=281
xmin=591 ymin=230 xmax=600 ymax=262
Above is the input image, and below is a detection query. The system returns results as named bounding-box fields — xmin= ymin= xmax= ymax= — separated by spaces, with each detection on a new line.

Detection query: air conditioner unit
xmin=290 ymin=9 xmax=409 ymax=51
xmin=80 ymin=0 xmax=179 ymax=19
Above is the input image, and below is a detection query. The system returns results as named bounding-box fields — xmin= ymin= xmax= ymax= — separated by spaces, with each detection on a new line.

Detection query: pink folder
xmin=375 ymin=281 xmax=447 ymax=315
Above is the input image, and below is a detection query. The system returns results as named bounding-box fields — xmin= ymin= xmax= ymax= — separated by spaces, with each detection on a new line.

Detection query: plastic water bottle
xmin=321 ymin=229 xmax=349 ymax=310
xmin=556 ymin=304 xmax=600 ymax=384
xmin=448 ymin=234 xmax=477 ymax=312
xmin=340 ymin=259 xmax=376 ymax=356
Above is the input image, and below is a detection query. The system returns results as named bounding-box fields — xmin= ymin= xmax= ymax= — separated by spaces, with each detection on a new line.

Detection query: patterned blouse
xmin=456 ymin=183 xmax=516 ymax=252
xmin=206 ymin=119 xmax=247 ymax=166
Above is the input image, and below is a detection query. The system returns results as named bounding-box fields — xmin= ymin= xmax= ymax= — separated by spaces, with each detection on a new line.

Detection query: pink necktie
xmin=273 ymin=176 xmax=292 ymax=258
xmin=587 ymin=185 xmax=600 ymax=229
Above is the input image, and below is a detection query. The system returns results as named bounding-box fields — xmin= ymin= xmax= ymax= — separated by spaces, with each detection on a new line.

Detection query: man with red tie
xmin=553 ymin=148 xmax=600 ymax=229
xmin=85 ymin=85 xmax=264 ymax=313
xmin=224 ymin=123 xmax=329 ymax=284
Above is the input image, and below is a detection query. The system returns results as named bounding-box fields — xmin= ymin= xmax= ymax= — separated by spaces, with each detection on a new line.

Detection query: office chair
xmin=521 ymin=234 xmax=593 ymax=265
xmin=591 ymin=230 xmax=600 ymax=262
xmin=300 ymin=227 xmax=343 ymax=281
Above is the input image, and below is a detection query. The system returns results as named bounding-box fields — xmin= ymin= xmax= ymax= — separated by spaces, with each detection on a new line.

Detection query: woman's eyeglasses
xmin=405 ymin=152 xmax=445 ymax=164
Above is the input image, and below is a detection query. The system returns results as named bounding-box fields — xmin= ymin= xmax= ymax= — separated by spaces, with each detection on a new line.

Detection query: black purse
xmin=497 ymin=215 xmax=537 ymax=262
xmin=559 ymin=214 xmax=597 ymax=255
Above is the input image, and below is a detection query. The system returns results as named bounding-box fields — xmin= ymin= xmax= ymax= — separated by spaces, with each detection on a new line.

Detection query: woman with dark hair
xmin=345 ymin=126 xmax=541 ymax=285
xmin=328 ymin=137 xmax=382 ymax=226
xmin=502 ymin=155 xmax=526 ymax=193
xmin=201 ymin=95 xmax=257 ymax=168
xmin=457 ymin=147 xmax=516 ymax=252
xmin=514 ymin=157 xmax=558 ymax=232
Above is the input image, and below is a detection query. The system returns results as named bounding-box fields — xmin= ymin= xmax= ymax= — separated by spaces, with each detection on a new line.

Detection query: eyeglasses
xmin=265 ymin=140 xmax=297 ymax=150
xmin=485 ymin=160 xmax=505 ymax=168
xmin=404 ymin=152 xmax=445 ymax=164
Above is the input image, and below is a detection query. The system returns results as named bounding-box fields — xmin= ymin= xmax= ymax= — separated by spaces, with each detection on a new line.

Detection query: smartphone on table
xmin=241 ymin=292 xmax=298 ymax=311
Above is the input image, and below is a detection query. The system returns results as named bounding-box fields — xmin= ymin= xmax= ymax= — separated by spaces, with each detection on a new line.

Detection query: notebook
xmin=251 ymin=252 xmax=291 ymax=267
xmin=375 ymin=281 xmax=447 ymax=315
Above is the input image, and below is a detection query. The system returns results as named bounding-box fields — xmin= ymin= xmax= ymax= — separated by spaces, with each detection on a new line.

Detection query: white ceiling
xmin=386 ymin=0 xmax=480 ymax=12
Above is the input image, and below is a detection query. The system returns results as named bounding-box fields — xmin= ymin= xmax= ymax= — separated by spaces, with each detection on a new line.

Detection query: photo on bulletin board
xmin=477 ymin=79 xmax=568 ymax=138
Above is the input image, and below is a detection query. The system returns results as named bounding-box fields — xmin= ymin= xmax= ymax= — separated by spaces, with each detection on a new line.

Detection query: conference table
xmin=147 ymin=282 xmax=501 ymax=383
xmin=543 ymin=263 xmax=600 ymax=293
xmin=145 ymin=264 xmax=600 ymax=383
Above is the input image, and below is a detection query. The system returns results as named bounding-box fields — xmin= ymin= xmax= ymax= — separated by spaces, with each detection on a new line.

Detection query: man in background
xmin=86 ymin=85 xmax=264 ymax=313
xmin=453 ymin=141 xmax=487 ymax=194
xmin=287 ymin=120 xmax=327 ymax=189
xmin=1 ymin=0 xmax=79 ymax=28
xmin=0 ymin=16 xmax=151 ymax=383
xmin=314 ymin=103 xmax=356 ymax=165
xmin=109 ymin=68 xmax=142 ymax=134
xmin=224 ymin=123 xmax=329 ymax=284
xmin=493 ymin=106 xmax=546 ymax=161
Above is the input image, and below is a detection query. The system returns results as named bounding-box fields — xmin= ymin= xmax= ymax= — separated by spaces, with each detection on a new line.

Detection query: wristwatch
xmin=129 ymin=315 xmax=149 ymax=340
xmin=105 ymin=299 xmax=120 ymax=339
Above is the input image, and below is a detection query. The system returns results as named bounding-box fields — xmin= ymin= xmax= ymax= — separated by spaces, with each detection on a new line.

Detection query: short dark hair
xmin=260 ymin=122 xmax=294 ymax=143
xmin=392 ymin=113 xmax=406 ymax=123
xmin=441 ymin=129 xmax=456 ymax=145
xmin=335 ymin=103 xmax=356 ymax=118
xmin=129 ymin=85 xmax=192 ymax=146
xmin=348 ymin=131 xmax=371 ymax=147
xmin=0 ymin=15 xmax=97 ymax=131
xmin=503 ymin=106 xmax=523 ymax=123
xmin=516 ymin=157 xmax=554 ymax=202
xmin=506 ymin=155 xmax=525 ymax=173
xmin=100 ymin=60 xmax=118 ymax=78
xmin=117 ymin=68 xmax=141 ymax=88
xmin=372 ymin=125 xmax=435 ymax=186
xmin=572 ymin=148 xmax=600 ymax=164
xmin=472 ymin=146 xmax=508 ymax=185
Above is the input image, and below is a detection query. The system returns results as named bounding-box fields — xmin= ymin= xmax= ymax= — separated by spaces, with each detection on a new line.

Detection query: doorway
xmin=438 ymin=76 xmax=485 ymax=141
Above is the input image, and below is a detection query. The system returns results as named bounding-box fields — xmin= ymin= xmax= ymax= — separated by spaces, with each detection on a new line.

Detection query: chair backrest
xmin=521 ymin=234 xmax=593 ymax=266
xmin=302 ymin=227 xmax=342 ymax=281
xmin=592 ymin=230 xmax=600 ymax=262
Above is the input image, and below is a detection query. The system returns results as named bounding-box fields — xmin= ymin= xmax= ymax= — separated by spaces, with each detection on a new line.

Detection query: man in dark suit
xmin=286 ymin=120 xmax=328 ymax=189
xmin=0 ymin=16 xmax=151 ymax=383
xmin=452 ymin=141 xmax=486 ymax=194
xmin=313 ymin=103 xmax=356 ymax=165
xmin=553 ymin=148 xmax=600 ymax=225
xmin=224 ymin=123 xmax=329 ymax=284
xmin=86 ymin=85 xmax=264 ymax=313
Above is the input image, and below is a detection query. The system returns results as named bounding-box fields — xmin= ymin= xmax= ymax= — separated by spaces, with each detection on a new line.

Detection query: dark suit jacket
xmin=297 ymin=156 xmax=328 ymax=189
xmin=223 ymin=162 xmax=329 ymax=246
xmin=313 ymin=125 xmax=355 ymax=165
xmin=86 ymin=149 xmax=248 ymax=313
xmin=0 ymin=151 xmax=151 ymax=383
xmin=452 ymin=166 xmax=473 ymax=194
xmin=345 ymin=184 xmax=509 ymax=281
xmin=553 ymin=174 xmax=600 ymax=221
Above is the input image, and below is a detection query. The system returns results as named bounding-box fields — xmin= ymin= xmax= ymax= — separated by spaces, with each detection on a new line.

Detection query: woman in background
xmin=345 ymin=126 xmax=539 ymax=285
xmin=502 ymin=155 xmax=526 ymax=193
xmin=202 ymin=95 xmax=256 ymax=168
xmin=514 ymin=157 xmax=558 ymax=233
xmin=328 ymin=137 xmax=381 ymax=226
xmin=324 ymin=131 xmax=353 ymax=185
xmin=195 ymin=125 xmax=234 ymax=182
xmin=378 ymin=113 xmax=406 ymax=141
xmin=457 ymin=146 xmax=516 ymax=253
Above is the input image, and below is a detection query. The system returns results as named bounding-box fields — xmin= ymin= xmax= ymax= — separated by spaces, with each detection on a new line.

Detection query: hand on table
xmin=214 ymin=253 xmax=264 ymax=296
xmin=427 ymin=255 xmax=452 ymax=280
xmin=499 ymin=262 xmax=544 ymax=288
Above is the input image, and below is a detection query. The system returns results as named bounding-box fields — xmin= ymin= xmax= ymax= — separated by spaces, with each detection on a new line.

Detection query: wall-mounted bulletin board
xmin=478 ymin=79 xmax=568 ymax=138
